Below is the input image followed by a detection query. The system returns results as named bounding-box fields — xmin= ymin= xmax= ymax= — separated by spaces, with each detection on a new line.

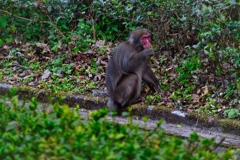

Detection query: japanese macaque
xmin=106 ymin=28 xmax=160 ymax=111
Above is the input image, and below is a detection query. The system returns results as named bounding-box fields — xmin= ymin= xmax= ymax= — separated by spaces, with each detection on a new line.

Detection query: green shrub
xmin=0 ymin=95 xmax=237 ymax=159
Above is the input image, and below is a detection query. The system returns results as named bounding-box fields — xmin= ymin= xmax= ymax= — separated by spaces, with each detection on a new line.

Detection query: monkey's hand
xmin=145 ymin=48 xmax=155 ymax=57
xmin=155 ymin=86 xmax=161 ymax=93
xmin=136 ymin=96 xmax=145 ymax=103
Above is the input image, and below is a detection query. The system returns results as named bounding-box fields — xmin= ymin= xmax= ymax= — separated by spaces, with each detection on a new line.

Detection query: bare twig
xmin=0 ymin=9 xmax=47 ymax=23
xmin=0 ymin=9 xmax=65 ymax=38
xmin=91 ymin=16 xmax=96 ymax=41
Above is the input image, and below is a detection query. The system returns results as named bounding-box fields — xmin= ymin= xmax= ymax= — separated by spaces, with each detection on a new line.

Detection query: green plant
xmin=224 ymin=108 xmax=240 ymax=119
xmin=47 ymin=54 xmax=74 ymax=76
xmin=87 ymin=81 xmax=97 ymax=89
xmin=97 ymin=46 xmax=107 ymax=54
xmin=224 ymin=83 xmax=236 ymax=99
xmin=31 ymin=61 xmax=41 ymax=70
xmin=175 ymin=55 xmax=202 ymax=85
xmin=0 ymin=95 xmax=238 ymax=159
xmin=69 ymin=19 xmax=95 ymax=52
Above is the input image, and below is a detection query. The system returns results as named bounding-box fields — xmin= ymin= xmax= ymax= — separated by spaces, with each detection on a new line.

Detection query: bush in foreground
xmin=0 ymin=96 xmax=237 ymax=159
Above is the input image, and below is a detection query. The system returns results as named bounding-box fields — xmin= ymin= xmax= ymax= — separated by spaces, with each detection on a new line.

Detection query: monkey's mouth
xmin=144 ymin=42 xmax=152 ymax=49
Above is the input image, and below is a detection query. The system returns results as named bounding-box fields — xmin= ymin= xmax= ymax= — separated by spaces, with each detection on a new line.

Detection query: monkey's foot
xmin=136 ymin=96 xmax=145 ymax=103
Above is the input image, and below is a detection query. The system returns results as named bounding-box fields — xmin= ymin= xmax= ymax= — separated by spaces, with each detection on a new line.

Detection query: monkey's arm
xmin=142 ymin=63 xmax=160 ymax=93
xmin=123 ymin=49 xmax=155 ymax=73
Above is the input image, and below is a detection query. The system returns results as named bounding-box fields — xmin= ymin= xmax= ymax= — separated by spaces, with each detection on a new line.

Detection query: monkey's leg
xmin=107 ymin=98 xmax=121 ymax=112
xmin=142 ymin=63 xmax=160 ymax=92
xmin=114 ymin=74 xmax=140 ymax=107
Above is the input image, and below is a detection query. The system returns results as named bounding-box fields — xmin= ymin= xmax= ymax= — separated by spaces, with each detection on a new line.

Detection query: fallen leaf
xmin=162 ymin=79 xmax=168 ymax=85
xmin=203 ymin=86 xmax=209 ymax=96
xmin=197 ymin=88 xmax=201 ymax=94
xmin=94 ymin=40 xmax=105 ymax=49
xmin=41 ymin=69 xmax=51 ymax=80
xmin=14 ymin=74 xmax=18 ymax=79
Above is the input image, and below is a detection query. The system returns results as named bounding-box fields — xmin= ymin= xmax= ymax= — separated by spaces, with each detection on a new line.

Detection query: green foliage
xmin=146 ymin=94 xmax=162 ymax=105
xmin=47 ymin=54 xmax=74 ymax=76
xmin=224 ymin=108 xmax=240 ymax=119
xmin=0 ymin=1 xmax=94 ymax=51
xmin=0 ymin=96 xmax=237 ymax=159
xmin=0 ymin=0 xmax=239 ymax=118
xmin=176 ymin=55 xmax=202 ymax=85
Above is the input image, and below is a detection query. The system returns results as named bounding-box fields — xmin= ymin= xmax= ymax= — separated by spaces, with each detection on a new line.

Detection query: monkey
xmin=106 ymin=28 xmax=160 ymax=112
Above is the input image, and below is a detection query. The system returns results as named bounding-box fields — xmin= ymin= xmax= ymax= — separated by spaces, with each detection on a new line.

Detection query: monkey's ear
xmin=128 ymin=31 xmax=135 ymax=44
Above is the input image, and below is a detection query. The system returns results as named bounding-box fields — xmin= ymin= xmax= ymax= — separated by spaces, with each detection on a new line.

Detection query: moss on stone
xmin=218 ymin=119 xmax=240 ymax=130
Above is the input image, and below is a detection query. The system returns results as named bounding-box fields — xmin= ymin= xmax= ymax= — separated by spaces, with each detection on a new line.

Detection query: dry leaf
xmin=203 ymin=86 xmax=209 ymax=96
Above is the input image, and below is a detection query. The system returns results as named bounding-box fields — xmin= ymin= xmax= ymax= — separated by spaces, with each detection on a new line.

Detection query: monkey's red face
xmin=141 ymin=35 xmax=151 ymax=49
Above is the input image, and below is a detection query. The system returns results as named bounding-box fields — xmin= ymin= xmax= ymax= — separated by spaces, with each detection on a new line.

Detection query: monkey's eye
xmin=141 ymin=36 xmax=151 ymax=43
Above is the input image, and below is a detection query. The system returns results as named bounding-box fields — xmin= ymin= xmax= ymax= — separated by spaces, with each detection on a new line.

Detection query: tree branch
xmin=0 ymin=9 xmax=65 ymax=37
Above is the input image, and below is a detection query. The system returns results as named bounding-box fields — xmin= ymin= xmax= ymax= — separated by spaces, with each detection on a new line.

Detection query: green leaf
xmin=6 ymin=121 xmax=19 ymax=131
xmin=219 ymin=14 xmax=226 ymax=22
xmin=0 ymin=39 xmax=4 ymax=45
xmin=227 ymin=109 xmax=238 ymax=118
xmin=6 ymin=38 xmax=13 ymax=43
xmin=115 ymin=133 xmax=125 ymax=139
xmin=26 ymin=34 xmax=31 ymax=39
xmin=0 ymin=18 xmax=7 ymax=28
